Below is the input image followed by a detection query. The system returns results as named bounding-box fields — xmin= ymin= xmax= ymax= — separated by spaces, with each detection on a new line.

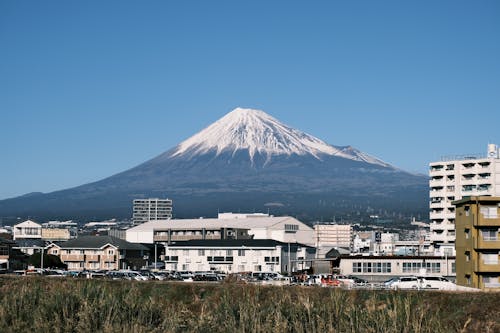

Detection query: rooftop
xmin=128 ymin=216 xmax=311 ymax=232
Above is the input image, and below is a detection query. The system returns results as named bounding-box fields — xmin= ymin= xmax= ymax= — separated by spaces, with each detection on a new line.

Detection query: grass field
xmin=0 ymin=277 xmax=498 ymax=333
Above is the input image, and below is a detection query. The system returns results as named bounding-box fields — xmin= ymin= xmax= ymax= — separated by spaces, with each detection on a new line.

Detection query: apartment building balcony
xmin=445 ymin=212 xmax=456 ymax=220
xmin=430 ymin=212 xmax=445 ymax=220
xmin=153 ymin=235 xmax=170 ymax=242
xmin=474 ymin=238 xmax=500 ymax=250
xmin=429 ymin=169 xmax=446 ymax=177
xmin=170 ymin=235 xmax=206 ymax=241
xmin=86 ymin=255 xmax=100 ymax=262
xmin=474 ymin=214 xmax=500 ymax=227
xmin=430 ymin=201 xmax=447 ymax=209
xmin=61 ymin=254 xmax=84 ymax=262
xmin=475 ymin=262 xmax=500 ymax=273
xmin=429 ymin=179 xmax=445 ymax=186
xmin=102 ymin=255 xmax=117 ymax=262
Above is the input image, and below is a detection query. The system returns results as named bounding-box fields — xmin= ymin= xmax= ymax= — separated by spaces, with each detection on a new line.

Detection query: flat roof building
xmin=429 ymin=144 xmax=500 ymax=256
xmin=133 ymin=198 xmax=173 ymax=225
xmin=454 ymin=196 xmax=500 ymax=290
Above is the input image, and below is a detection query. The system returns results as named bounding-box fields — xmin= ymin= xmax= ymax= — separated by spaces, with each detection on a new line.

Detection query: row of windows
xmin=285 ymin=224 xmax=299 ymax=232
xmin=59 ymin=249 xmax=115 ymax=255
xmin=171 ymin=249 xmax=266 ymax=256
xmin=352 ymin=262 xmax=392 ymax=273
xmin=402 ymin=262 xmax=441 ymax=273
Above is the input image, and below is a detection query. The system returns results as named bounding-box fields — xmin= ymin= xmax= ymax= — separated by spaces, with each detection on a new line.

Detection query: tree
xmin=28 ymin=252 xmax=67 ymax=269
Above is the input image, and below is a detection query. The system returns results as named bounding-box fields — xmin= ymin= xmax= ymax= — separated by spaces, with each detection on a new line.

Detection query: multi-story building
xmin=13 ymin=220 xmax=42 ymax=240
xmin=162 ymin=239 xmax=315 ymax=274
xmin=46 ymin=235 xmax=149 ymax=271
xmin=313 ymin=224 xmax=352 ymax=258
xmin=429 ymin=144 xmax=500 ymax=255
xmin=126 ymin=215 xmax=314 ymax=246
xmin=133 ymin=198 xmax=173 ymax=225
xmin=454 ymin=196 xmax=500 ymax=290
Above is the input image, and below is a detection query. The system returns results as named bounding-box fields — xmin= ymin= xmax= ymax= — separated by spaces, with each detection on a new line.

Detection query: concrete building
xmin=162 ymin=239 xmax=315 ymax=274
xmin=429 ymin=143 xmax=500 ymax=256
xmin=337 ymin=255 xmax=455 ymax=282
xmin=313 ymin=223 xmax=352 ymax=257
xmin=454 ymin=196 xmax=500 ymax=290
xmin=126 ymin=216 xmax=314 ymax=246
xmin=133 ymin=198 xmax=173 ymax=225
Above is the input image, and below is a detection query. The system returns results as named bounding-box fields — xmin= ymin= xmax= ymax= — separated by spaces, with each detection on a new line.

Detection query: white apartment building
xmin=132 ymin=198 xmax=173 ymax=225
xmin=162 ymin=239 xmax=315 ymax=274
xmin=429 ymin=144 xmax=500 ymax=256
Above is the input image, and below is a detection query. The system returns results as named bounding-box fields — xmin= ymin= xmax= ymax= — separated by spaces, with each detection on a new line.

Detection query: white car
xmin=389 ymin=276 xmax=420 ymax=289
xmin=389 ymin=276 xmax=456 ymax=290
xmin=418 ymin=276 xmax=456 ymax=290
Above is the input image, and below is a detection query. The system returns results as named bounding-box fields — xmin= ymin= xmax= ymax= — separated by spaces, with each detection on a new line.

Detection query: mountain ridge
xmin=0 ymin=107 xmax=427 ymax=222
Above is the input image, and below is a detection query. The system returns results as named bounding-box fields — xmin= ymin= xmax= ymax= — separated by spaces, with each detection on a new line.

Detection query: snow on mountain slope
xmin=171 ymin=107 xmax=391 ymax=167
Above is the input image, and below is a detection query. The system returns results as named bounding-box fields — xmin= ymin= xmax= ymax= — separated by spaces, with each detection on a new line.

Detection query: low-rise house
xmin=163 ymin=239 xmax=316 ymax=274
xmin=46 ymin=235 xmax=149 ymax=271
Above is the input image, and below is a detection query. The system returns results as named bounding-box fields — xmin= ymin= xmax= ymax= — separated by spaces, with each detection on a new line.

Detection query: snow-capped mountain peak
xmin=171 ymin=107 xmax=390 ymax=167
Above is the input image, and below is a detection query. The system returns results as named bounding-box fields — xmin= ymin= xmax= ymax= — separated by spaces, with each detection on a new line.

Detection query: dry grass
xmin=0 ymin=277 xmax=498 ymax=333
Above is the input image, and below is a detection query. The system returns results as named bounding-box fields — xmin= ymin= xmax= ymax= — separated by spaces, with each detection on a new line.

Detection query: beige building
xmin=454 ymin=196 xmax=500 ymax=290
xmin=314 ymin=224 xmax=352 ymax=257
xmin=47 ymin=235 xmax=149 ymax=271
xmin=41 ymin=228 xmax=71 ymax=242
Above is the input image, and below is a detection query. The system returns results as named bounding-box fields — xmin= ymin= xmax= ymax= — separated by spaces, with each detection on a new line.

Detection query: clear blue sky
xmin=1 ymin=1 xmax=499 ymax=200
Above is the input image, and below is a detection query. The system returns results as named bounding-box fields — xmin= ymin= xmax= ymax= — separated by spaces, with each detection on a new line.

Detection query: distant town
xmin=0 ymin=144 xmax=499 ymax=291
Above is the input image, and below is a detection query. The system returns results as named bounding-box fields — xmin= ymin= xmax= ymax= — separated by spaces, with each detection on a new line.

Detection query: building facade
xmin=13 ymin=220 xmax=42 ymax=240
xmin=162 ymin=239 xmax=315 ymax=274
xmin=429 ymin=143 xmax=500 ymax=255
xmin=314 ymin=223 xmax=352 ymax=258
xmin=133 ymin=198 xmax=173 ymax=225
xmin=126 ymin=216 xmax=314 ymax=246
xmin=47 ymin=235 xmax=149 ymax=271
xmin=338 ymin=255 xmax=455 ymax=282
xmin=454 ymin=196 xmax=500 ymax=290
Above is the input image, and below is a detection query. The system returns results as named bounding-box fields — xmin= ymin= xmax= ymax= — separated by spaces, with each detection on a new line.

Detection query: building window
xmin=198 ymin=249 xmax=205 ymax=256
xmin=465 ymin=252 xmax=470 ymax=262
xmin=482 ymin=229 xmax=499 ymax=241
xmin=483 ymin=276 xmax=500 ymax=288
xmin=451 ymin=262 xmax=456 ymax=274
xmin=238 ymin=265 xmax=245 ymax=272
xmin=465 ymin=229 xmax=470 ymax=239
xmin=362 ymin=262 xmax=372 ymax=273
xmin=482 ymin=253 xmax=499 ymax=265
xmin=285 ymin=224 xmax=299 ymax=232
xmin=107 ymin=249 xmax=114 ymax=255
xmin=466 ymin=275 xmax=471 ymax=285
xmin=226 ymin=250 xmax=233 ymax=256
xmin=182 ymin=264 xmax=189 ymax=271
xmin=238 ymin=249 xmax=246 ymax=256
xmin=254 ymin=265 xmax=262 ymax=271
xmin=480 ymin=206 xmax=498 ymax=219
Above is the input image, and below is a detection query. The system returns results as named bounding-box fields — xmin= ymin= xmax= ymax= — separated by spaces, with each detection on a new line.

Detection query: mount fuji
xmin=0 ymin=108 xmax=427 ymax=221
